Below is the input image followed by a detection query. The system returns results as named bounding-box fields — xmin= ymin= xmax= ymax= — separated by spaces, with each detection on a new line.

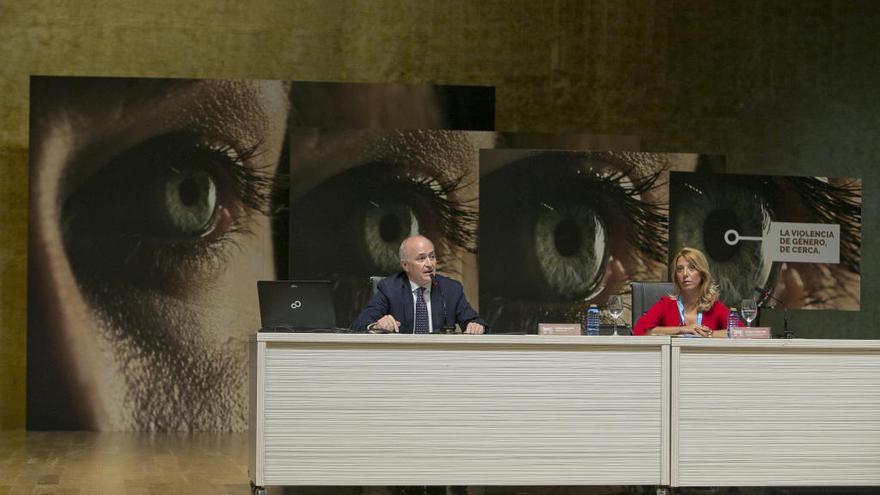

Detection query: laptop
xmin=257 ymin=280 xmax=337 ymax=331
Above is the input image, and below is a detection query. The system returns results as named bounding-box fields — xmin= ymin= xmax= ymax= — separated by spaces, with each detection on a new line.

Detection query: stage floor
xmin=0 ymin=431 xmax=616 ymax=494
xmin=0 ymin=431 xmax=874 ymax=495
xmin=0 ymin=430 xmax=250 ymax=494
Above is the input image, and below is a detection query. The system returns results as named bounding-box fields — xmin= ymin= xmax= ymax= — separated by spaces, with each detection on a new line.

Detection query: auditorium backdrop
xmin=26 ymin=75 xmax=864 ymax=431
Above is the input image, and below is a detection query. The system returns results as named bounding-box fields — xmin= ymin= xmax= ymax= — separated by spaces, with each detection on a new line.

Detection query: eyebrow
xmin=289 ymin=128 xmax=492 ymax=199
xmin=364 ymin=129 xmax=488 ymax=183
xmin=481 ymin=149 xmax=672 ymax=194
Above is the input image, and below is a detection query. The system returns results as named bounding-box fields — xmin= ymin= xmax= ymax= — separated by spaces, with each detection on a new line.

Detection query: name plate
xmin=729 ymin=327 xmax=772 ymax=339
xmin=538 ymin=323 xmax=581 ymax=336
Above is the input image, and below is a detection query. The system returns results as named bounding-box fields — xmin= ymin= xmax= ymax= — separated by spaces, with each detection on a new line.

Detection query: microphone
xmin=752 ymin=286 xmax=794 ymax=339
xmin=431 ymin=274 xmax=457 ymax=334
xmin=754 ymin=286 xmax=785 ymax=308
xmin=753 ymin=286 xmax=771 ymax=308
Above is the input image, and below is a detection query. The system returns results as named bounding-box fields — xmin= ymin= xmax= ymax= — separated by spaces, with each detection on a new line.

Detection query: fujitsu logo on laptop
xmin=290 ymin=300 xmax=302 ymax=309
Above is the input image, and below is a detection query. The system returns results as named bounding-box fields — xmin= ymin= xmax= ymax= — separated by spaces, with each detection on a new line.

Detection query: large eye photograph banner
xmin=289 ymin=128 xmax=491 ymax=326
xmin=26 ymin=75 xmax=496 ymax=431
xmin=669 ymin=172 xmax=862 ymax=310
xmin=479 ymin=149 xmax=725 ymax=333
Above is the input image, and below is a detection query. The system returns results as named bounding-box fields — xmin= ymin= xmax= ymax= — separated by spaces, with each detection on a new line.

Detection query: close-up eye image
xmin=27 ymin=76 xmax=290 ymax=431
xmin=289 ymin=128 xmax=491 ymax=326
xmin=669 ymin=171 xmax=862 ymax=310
xmin=61 ymin=132 xmax=275 ymax=288
xmin=479 ymin=149 xmax=720 ymax=333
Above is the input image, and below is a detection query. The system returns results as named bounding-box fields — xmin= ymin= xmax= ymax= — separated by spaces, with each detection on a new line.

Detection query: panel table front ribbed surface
xmin=260 ymin=336 xmax=666 ymax=486
xmin=673 ymin=340 xmax=880 ymax=487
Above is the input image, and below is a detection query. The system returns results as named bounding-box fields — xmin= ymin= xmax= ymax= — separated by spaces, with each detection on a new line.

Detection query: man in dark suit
xmin=352 ymin=235 xmax=486 ymax=334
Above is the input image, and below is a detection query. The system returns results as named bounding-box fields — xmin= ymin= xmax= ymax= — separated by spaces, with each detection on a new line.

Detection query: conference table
xmin=248 ymin=333 xmax=880 ymax=492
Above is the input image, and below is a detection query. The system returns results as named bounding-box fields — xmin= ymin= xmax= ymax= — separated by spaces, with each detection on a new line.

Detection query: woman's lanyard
xmin=677 ymin=297 xmax=703 ymax=326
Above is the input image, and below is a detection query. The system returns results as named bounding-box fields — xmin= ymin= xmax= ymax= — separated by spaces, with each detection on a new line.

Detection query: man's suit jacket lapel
xmin=430 ymin=281 xmax=444 ymax=330
xmin=400 ymin=276 xmax=414 ymax=333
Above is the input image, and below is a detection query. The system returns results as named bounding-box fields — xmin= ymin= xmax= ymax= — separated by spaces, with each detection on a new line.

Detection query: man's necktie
xmin=415 ymin=287 xmax=429 ymax=334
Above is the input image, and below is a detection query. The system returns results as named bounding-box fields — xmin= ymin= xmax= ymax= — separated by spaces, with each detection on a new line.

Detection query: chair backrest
xmin=630 ymin=281 xmax=674 ymax=324
xmin=369 ymin=276 xmax=385 ymax=296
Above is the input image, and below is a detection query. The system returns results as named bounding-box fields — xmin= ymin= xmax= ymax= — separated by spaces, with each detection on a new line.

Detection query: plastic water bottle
xmin=584 ymin=304 xmax=600 ymax=336
xmin=727 ymin=307 xmax=740 ymax=338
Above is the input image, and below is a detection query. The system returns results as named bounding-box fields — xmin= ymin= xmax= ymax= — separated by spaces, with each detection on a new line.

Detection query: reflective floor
xmin=0 ymin=431 xmax=874 ymax=495
xmin=0 ymin=430 xmax=249 ymax=494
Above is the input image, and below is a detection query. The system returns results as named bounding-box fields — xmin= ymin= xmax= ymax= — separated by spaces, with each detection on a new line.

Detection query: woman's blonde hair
xmin=670 ymin=247 xmax=720 ymax=312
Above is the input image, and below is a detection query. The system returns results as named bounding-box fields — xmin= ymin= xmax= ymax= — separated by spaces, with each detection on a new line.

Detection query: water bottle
xmin=727 ymin=307 xmax=741 ymax=338
xmin=584 ymin=304 xmax=600 ymax=336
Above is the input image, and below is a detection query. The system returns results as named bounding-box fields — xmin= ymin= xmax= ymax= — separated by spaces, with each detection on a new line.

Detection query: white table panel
xmin=672 ymin=339 xmax=880 ymax=487
xmin=251 ymin=334 xmax=669 ymax=487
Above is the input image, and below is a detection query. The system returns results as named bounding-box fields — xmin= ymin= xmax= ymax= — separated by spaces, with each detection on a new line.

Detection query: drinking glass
xmin=740 ymin=299 xmax=758 ymax=327
xmin=608 ymin=295 xmax=624 ymax=336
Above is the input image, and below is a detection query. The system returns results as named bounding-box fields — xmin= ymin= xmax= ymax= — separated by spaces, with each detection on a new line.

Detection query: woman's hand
xmin=677 ymin=323 xmax=713 ymax=337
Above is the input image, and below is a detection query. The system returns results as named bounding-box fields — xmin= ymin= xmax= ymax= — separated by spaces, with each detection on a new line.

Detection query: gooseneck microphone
xmin=431 ymin=274 xmax=456 ymax=334
xmin=753 ymin=286 xmax=783 ymax=308
xmin=752 ymin=286 xmax=794 ymax=339
xmin=754 ymin=286 xmax=771 ymax=308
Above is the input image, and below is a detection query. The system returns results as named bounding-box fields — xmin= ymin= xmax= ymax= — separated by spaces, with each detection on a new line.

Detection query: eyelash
xmin=404 ymin=172 xmax=478 ymax=255
xmin=786 ymin=177 xmax=861 ymax=274
xmin=206 ymin=140 xmax=275 ymax=216
xmin=601 ymin=166 xmax=668 ymax=264
xmin=351 ymin=163 xmax=477 ymax=263
xmin=517 ymin=161 xmax=667 ymax=264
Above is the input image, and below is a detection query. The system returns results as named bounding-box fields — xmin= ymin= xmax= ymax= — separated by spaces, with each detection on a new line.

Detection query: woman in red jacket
xmin=633 ymin=247 xmax=729 ymax=337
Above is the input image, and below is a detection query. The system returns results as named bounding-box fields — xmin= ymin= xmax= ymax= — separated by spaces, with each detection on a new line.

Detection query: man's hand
xmin=372 ymin=315 xmax=401 ymax=333
xmin=464 ymin=322 xmax=485 ymax=334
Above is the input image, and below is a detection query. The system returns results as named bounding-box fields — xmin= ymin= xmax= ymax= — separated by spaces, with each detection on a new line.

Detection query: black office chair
xmin=369 ymin=276 xmax=384 ymax=296
xmin=630 ymin=281 xmax=674 ymax=325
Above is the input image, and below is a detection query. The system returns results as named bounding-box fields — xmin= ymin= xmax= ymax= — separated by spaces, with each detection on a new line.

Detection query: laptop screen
xmin=257 ymin=280 xmax=337 ymax=331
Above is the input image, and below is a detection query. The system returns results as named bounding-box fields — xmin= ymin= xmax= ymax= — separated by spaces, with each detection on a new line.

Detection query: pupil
xmin=703 ymin=209 xmax=739 ymax=262
xmin=379 ymin=213 xmax=402 ymax=242
xmin=553 ymin=218 xmax=582 ymax=257
xmin=178 ymin=177 xmax=200 ymax=207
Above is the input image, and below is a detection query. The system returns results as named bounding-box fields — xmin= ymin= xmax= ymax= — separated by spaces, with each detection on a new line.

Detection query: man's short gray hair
xmin=398 ymin=238 xmax=409 ymax=262
xmin=399 ymin=235 xmax=430 ymax=262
